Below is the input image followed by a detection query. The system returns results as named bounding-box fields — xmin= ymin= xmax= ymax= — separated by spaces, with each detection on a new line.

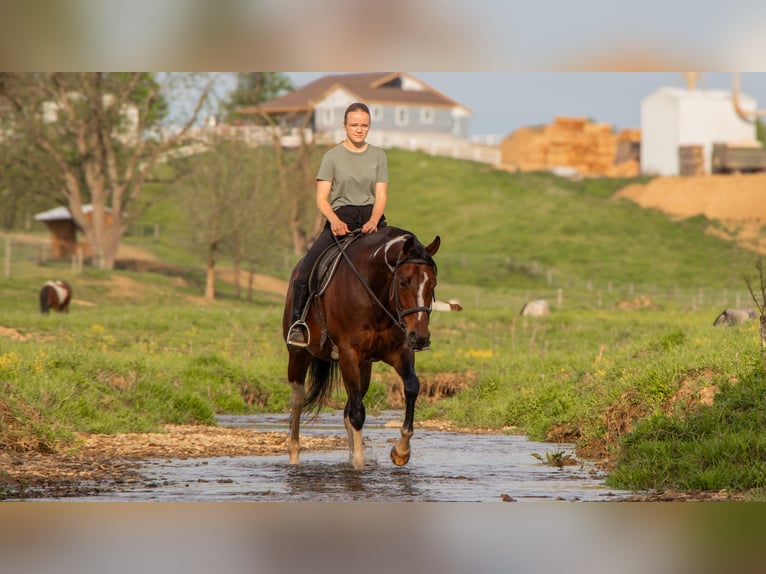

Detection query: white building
xmin=640 ymin=87 xmax=758 ymax=176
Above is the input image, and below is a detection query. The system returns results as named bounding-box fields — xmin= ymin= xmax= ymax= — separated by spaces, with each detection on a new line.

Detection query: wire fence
xmin=2 ymin=234 xmax=759 ymax=315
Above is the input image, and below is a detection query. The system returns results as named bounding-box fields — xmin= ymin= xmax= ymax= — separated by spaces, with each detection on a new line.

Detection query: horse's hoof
xmin=390 ymin=445 xmax=410 ymax=466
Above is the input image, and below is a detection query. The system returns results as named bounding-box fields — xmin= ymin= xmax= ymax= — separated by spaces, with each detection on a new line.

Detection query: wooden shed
xmin=33 ymin=204 xmax=111 ymax=259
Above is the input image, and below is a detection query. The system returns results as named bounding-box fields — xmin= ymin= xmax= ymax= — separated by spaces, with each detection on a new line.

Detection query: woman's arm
xmin=362 ymin=182 xmax=387 ymax=233
xmin=317 ymin=179 xmax=349 ymax=236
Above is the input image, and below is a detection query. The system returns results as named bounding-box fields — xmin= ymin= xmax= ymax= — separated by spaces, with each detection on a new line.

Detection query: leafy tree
xmin=0 ymin=137 xmax=60 ymax=230
xmin=221 ymin=73 xmax=293 ymax=123
xmin=0 ymin=72 xmax=216 ymax=269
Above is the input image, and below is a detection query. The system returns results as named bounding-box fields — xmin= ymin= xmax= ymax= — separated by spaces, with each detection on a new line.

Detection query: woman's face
xmin=344 ymin=110 xmax=371 ymax=146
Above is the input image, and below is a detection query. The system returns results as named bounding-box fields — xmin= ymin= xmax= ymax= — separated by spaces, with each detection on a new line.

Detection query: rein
xmin=333 ymin=231 xmax=435 ymax=332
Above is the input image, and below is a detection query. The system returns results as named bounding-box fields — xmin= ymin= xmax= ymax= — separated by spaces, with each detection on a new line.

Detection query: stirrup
xmin=286 ymin=321 xmax=310 ymax=348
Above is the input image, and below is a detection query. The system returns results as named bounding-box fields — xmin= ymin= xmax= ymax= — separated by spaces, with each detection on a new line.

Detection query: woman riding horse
xmin=286 ymin=101 xmax=389 ymax=347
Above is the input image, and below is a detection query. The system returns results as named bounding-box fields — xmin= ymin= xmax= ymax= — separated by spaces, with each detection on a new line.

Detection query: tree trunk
xmin=232 ymin=257 xmax=241 ymax=299
xmin=247 ymin=265 xmax=255 ymax=302
xmin=205 ymin=245 xmax=217 ymax=301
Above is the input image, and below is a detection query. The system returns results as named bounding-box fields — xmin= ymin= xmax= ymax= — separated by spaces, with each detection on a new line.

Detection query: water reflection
xmin=283 ymin=459 xmax=422 ymax=501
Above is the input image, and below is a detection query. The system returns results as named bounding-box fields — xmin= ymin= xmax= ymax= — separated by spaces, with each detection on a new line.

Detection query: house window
xmin=395 ymin=106 xmax=409 ymax=127
xmin=370 ymin=105 xmax=383 ymax=122
xmin=323 ymin=108 xmax=334 ymax=127
xmin=420 ymin=107 xmax=434 ymax=125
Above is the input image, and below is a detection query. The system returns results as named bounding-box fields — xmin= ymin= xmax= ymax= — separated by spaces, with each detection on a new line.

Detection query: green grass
xmin=3 ymin=149 xmax=766 ymax=495
xmin=0 ymin=263 xmax=289 ymax=442
xmin=386 ymin=149 xmax=757 ymax=294
xmin=607 ymin=370 xmax=766 ymax=492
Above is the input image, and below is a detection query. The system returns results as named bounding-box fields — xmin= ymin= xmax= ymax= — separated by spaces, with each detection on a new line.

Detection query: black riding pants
xmin=296 ymin=205 xmax=386 ymax=284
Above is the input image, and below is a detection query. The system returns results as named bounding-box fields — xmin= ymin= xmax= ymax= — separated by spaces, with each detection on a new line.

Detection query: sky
xmin=284 ymin=72 xmax=766 ymax=140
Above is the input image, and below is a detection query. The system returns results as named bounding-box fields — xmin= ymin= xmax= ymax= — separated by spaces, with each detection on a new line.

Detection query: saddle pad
xmin=309 ymin=233 xmax=362 ymax=296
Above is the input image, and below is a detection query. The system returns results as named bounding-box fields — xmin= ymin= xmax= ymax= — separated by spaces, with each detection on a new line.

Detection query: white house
xmin=237 ymin=72 xmax=500 ymax=166
xmin=640 ymin=87 xmax=758 ymax=176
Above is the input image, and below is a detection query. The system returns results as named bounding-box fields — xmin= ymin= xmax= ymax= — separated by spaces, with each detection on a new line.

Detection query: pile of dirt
xmin=613 ymin=173 xmax=766 ymax=253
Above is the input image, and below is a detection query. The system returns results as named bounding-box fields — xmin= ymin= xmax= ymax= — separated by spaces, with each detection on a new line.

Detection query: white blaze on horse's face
xmin=398 ymin=262 xmax=435 ymax=351
xmin=417 ymin=268 xmax=429 ymax=319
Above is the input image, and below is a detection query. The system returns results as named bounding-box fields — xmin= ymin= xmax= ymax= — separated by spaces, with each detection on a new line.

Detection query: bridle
xmin=390 ymin=254 xmax=437 ymax=326
xmin=334 ymin=232 xmax=436 ymax=333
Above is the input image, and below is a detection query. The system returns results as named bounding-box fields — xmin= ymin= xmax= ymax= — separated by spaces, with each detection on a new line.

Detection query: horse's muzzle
xmin=408 ymin=331 xmax=431 ymax=351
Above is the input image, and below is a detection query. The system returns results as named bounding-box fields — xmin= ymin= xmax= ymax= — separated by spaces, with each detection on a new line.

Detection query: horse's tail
xmin=40 ymin=286 xmax=51 ymax=314
xmin=303 ymin=357 xmax=339 ymax=413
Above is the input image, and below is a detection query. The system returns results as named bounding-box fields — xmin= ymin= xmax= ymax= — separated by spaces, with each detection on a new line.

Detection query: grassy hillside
xmin=385 ymin=149 xmax=757 ymax=295
xmin=3 ymin=148 xmax=766 ymax=496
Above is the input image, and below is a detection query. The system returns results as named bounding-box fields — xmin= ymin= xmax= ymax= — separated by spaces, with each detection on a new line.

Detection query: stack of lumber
xmin=499 ymin=117 xmax=641 ymax=177
xmin=678 ymin=145 xmax=705 ymax=176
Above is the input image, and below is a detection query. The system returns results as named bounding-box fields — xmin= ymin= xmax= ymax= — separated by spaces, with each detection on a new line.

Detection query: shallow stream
xmin=44 ymin=411 xmax=632 ymax=502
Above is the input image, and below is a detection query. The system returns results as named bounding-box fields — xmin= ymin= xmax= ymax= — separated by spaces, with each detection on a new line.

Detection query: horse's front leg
xmin=340 ymin=356 xmax=371 ymax=470
xmin=391 ymin=356 xmax=419 ymax=466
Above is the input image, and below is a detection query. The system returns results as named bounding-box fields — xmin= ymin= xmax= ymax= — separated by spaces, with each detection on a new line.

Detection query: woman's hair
xmin=344 ymin=102 xmax=370 ymax=123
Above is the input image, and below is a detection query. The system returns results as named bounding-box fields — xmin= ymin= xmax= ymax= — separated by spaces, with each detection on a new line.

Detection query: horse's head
xmin=393 ymin=235 xmax=440 ymax=351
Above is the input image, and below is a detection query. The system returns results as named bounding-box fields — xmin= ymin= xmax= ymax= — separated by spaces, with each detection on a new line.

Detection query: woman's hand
xmin=361 ymin=220 xmax=378 ymax=234
xmin=331 ymin=218 xmax=350 ymax=236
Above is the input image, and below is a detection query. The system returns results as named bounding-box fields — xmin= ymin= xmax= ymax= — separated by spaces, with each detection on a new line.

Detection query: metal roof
xmin=34 ymin=204 xmax=95 ymax=221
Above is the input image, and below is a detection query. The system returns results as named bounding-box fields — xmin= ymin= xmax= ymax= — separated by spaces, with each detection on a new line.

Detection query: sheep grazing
xmin=713 ymin=308 xmax=757 ymax=326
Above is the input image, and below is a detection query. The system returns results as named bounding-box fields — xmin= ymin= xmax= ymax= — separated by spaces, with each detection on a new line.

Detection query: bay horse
xmin=39 ymin=280 xmax=72 ymax=314
xmin=282 ymin=226 xmax=440 ymax=470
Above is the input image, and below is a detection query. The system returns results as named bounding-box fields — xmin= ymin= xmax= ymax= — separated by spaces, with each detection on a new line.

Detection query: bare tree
xmin=224 ymin=76 xmax=318 ymax=257
xmin=258 ymin=110 xmax=321 ymax=256
xmin=220 ymin=144 xmax=284 ymax=300
xmin=745 ymin=259 xmax=766 ymax=372
xmin=0 ymin=72 xmax=216 ymax=269
xmin=173 ymin=138 xmax=280 ymax=301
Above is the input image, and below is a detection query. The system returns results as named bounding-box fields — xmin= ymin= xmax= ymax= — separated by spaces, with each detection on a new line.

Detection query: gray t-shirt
xmin=316 ymin=144 xmax=389 ymax=209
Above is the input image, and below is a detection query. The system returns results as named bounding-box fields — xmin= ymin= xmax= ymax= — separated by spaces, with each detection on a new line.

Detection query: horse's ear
xmin=402 ymin=235 xmax=415 ymax=255
xmin=426 ymin=236 xmax=441 ymax=256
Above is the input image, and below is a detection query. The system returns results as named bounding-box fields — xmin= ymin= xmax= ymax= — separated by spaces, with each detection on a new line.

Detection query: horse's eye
xmin=399 ymin=279 xmax=408 ymax=288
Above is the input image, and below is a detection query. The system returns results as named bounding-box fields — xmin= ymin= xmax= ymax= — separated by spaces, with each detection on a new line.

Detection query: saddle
xmin=307 ymin=231 xmax=363 ymax=297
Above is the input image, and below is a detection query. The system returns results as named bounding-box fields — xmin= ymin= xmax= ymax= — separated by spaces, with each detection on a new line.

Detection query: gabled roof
xmin=239 ymin=72 xmax=469 ymax=115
